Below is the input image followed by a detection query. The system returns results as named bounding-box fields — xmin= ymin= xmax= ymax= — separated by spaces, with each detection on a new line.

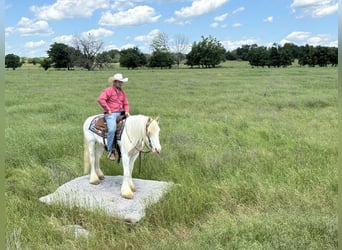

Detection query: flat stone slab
xmin=39 ymin=175 xmax=172 ymax=223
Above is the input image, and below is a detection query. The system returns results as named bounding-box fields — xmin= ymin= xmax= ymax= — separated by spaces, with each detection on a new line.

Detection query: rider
xmin=97 ymin=73 xmax=130 ymax=160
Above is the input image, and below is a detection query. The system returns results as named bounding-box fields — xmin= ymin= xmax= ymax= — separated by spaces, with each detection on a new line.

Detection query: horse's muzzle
xmin=152 ymin=147 xmax=161 ymax=154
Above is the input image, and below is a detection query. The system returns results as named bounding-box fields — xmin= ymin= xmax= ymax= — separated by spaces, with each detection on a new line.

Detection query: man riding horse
xmin=97 ymin=73 xmax=130 ymax=161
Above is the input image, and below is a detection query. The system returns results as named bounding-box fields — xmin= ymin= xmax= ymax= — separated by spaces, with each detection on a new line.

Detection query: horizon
xmin=5 ymin=0 xmax=338 ymax=58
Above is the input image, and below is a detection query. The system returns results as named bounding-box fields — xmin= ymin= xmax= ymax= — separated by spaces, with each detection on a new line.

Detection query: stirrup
xmin=107 ymin=152 xmax=116 ymax=161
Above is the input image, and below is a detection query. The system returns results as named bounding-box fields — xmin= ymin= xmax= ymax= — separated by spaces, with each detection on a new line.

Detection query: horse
xmin=83 ymin=114 xmax=161 ymax=199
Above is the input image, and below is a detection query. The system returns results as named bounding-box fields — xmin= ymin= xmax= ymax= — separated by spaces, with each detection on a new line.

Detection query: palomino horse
xmin=83 ymin=114 xmax=161 ymax=199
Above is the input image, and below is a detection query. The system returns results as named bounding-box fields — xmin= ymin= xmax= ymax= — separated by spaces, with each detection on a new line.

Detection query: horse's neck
xmin=126 ymin=115 xmax=147 ymax=142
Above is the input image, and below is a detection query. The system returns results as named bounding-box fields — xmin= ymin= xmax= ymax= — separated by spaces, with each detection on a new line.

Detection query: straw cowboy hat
xmin=108 ymin=73 xmax=128 ymax=83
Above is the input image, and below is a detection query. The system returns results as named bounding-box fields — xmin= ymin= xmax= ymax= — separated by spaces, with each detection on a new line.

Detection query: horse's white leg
xmin=89 ymin=141 xmax=100 ymax=185
xmin=83 ymin=138 xmax=90 ymax=175
xmin=121 ymin=154 xmax=134 ymax=199
xmin=128 ymin=153 xmax=139 ymax=192
xmin=95 ymin=144 xmax=105 ymax=180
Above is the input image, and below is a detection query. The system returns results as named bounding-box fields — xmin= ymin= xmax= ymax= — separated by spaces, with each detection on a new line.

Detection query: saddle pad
xmin=89 ymin=115 xmax=107 ymax=138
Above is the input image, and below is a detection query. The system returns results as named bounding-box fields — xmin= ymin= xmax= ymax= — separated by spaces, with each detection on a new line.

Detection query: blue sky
xmin=5 ymin=0 xmax=338 ymax=58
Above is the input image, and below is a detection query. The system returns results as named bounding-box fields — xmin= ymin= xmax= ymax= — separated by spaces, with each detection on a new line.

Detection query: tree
xmin=268 ymin=44 xmax=281 ymax=67
xmin=172 ymin=34 xmax=189 ymax=68
xmin=95 ymin=51 xmax=114 ymax=69
xmin=150 ymin=32 xmax=169 ymax=52
xmin=5 ymin=54 xmax=22 ymax=70
xmin=185 ymin=36 xmax=226 ymax=68
xmin=248 ymin=45 xmax=268 ymax=67
xmin=120 ymin=47 xmax=147 ymax=69
xmin=327 ymin=47 xmax=338 ymax=66
xmin=47 ymin=43 xmax=74 ymax=69
xmin=148 ymin=50 xmax=174 ymax=69
xmin=149 ymin=31 xmax=175 ymax=69
xmin=73 ymin=33 xmax=104 ymax=70
xmin=40 ymin=58 xmax=52 ymax=71
xmin=107 ymin=49 xmax=121 ymax=63
xmin=236 ymin=45 xmax=251 ymax=61
xmin=185 ymin=42 xmax=201 ymax=68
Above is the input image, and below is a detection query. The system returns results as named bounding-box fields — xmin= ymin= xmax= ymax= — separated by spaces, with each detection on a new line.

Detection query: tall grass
xmin=5 ymin=61 xmax=337 ymax=249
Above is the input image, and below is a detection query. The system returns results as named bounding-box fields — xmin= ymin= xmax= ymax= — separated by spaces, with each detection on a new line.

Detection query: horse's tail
xmin=83 ymin=137 xmax=90 ymax=174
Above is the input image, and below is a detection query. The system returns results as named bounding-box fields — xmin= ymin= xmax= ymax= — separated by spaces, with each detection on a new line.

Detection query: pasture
xmin=5 ymin=61 xmax=337 ymax=249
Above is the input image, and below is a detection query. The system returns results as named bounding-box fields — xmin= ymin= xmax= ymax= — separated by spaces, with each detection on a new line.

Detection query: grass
xmin=5 ymin=61 xmax=337 ymax=249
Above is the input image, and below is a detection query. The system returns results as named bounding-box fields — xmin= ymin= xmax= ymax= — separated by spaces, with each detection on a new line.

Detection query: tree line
xmin=5 ymin=32 xmax=338 ymax=70
xmin=226 ymin=43 xmax=338 ymax=67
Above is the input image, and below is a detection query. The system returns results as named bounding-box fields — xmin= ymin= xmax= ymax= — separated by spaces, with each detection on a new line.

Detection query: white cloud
xmin=52 ymin=35 xmax=76 ymax=45
xmin=165 ymin=17 xmax=191 ymax=26
xmin=81 ymin=28 xmax=114 ymax=39
xmin=14 ymin=17 xmax=54 ymax=36
xmin=31 ymin=0 xmax=109 ymax=20
xmin=175 ymin=0 xmax=229 ymax=18
xmin=99 ymin=5 xmax=161 ymax=26
xmin=120 ymin=43 xmax=136 ymax=50
xmin=210 ymin=22 xmax=219 ymax=28
xmin=290 ymin=0 xmax=338 ymax=17
xmin=232 ymin=6 xmax=245 ymax=15
xmin=214 ymin=13 xmax=228 ymax=22
xmin=134 ymin=29 xmax=160 ymax=42
xmin=222 ymin=38 xmax=259 ymax=51
xmin=232 ymin=23 xmax=242 ymax=28
xmin=24 ymin=40 xmax=46 ymax=49
xmin=104 ymin=44 xmax=120 ymax=51
xmin=281 ymin=31 xmax=335 ymax=46
xmin=263 ymin=16 xmax=273 ymax=22
xmin=285 ymin=31 xmax=311 ymax=40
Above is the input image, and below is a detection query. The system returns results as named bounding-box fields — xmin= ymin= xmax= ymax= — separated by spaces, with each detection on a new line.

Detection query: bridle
xmin=124 ymin=117 xmax=158 ymax=174
xmin=125 ymin=117 xmax=156 ymax=154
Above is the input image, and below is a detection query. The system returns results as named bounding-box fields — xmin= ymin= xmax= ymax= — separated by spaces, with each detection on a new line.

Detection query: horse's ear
xmin=155 ymin=116 xmax=160 ymax=123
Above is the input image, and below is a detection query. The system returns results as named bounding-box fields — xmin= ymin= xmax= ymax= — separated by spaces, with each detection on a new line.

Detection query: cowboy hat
xmin=108 ymin=73 xmax=128 ymax=83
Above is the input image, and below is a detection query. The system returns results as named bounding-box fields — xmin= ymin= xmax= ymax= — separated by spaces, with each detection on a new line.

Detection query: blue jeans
xmin=104 ymin=112 xmax=121 ymax=153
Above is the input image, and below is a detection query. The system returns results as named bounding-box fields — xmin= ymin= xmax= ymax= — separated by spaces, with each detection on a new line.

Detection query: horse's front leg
xmin=121 ymin=154 xmax=134 ymax=199
xmin=128 ymin=152 xmax=140 ymax=192
xmin=89 ymin=141 xmax=100 ymax=185
xmin=95 ymin=144 xmax=105 ymax=180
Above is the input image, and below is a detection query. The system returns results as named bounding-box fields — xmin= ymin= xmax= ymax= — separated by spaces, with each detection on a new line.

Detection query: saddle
xmin=91 ymin=113 xmax=127 ymax=162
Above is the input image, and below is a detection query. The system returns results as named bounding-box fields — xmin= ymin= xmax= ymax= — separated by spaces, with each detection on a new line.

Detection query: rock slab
xmin=39 ymin=175 xmax=172 ymax=223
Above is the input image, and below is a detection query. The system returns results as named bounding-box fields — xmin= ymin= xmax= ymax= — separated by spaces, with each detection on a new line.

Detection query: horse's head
xmin=146 ymin=117 xmax=161 ymax=153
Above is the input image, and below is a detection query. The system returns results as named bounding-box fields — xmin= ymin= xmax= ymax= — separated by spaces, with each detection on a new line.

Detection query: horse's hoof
xmin=89 ymin=179 xmax=100 ymax=185
xmin=121 ymin=192 xmax=134 ymax=199
xmin=129 ymin=184 xmax=136 ymax=192
xmin=99 ymin=175 xmax=105 ymax=180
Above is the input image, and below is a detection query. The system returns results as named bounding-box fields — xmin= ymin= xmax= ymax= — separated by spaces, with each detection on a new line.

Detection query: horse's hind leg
xmin=95 ymin=144 xmax=105 ymax=180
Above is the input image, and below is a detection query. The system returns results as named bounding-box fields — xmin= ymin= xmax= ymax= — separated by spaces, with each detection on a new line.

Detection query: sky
xmin=5 ymin=0 xmax=338 ymax=58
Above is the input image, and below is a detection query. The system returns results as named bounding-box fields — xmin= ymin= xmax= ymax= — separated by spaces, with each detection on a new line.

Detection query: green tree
xmin=148 ymin=50 xmax=174 ymax=69
xmin=107 ymin=49 xmax=120 ymax=63
xmin=248 ymin=45 xmax=268 ymax=67
xmin=47 ymin=42 xmax=74 ymax=69
xmin=40 ymin=58 xmax=52 ymax=71
xmin=185 ymin=42 xmax=201 ymax=68
xmin=327 ymin=47 xmax=338 ymax=66
xmin=186 ymin=36 xmax=226 ymax=68
xmin=5 ymin=54 xmax=22 ymax=70
xmin=120 ymin=47 xmax=147 ymax=69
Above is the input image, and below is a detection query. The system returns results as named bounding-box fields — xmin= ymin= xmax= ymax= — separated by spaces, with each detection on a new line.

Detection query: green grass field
xmin=5 ymin=61 xmax=337 ymax=249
